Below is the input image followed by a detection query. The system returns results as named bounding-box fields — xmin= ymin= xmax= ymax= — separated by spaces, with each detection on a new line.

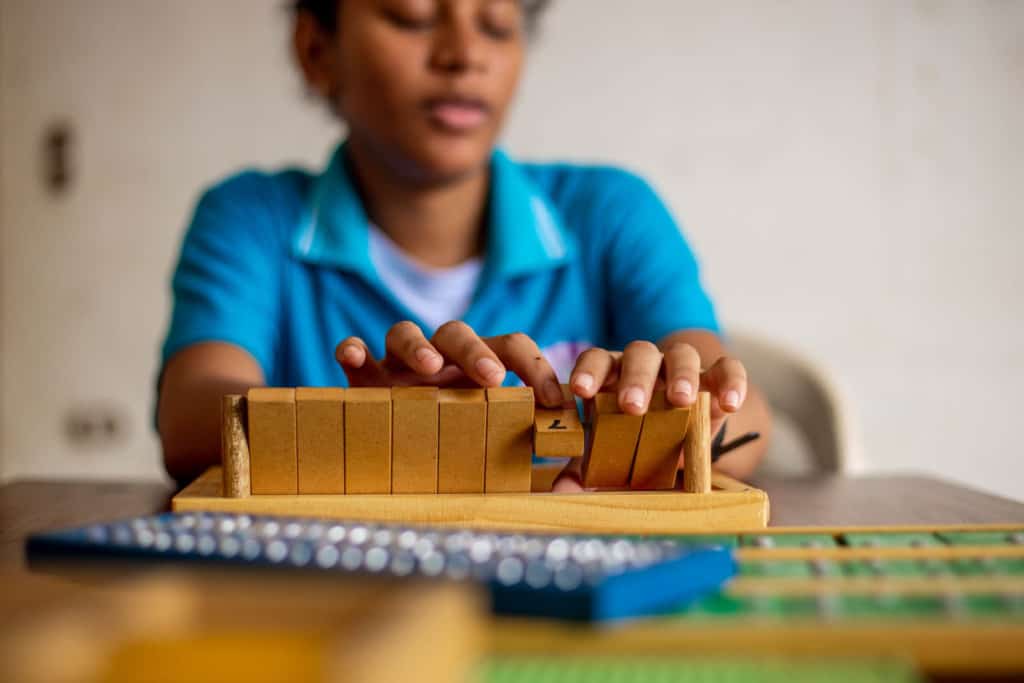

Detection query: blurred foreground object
xmin=0 ymin=570 xmax=481 ymax=683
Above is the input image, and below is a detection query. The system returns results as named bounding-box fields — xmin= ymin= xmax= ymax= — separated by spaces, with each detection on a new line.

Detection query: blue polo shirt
xmin=160 ymin=142 xmax=719 ymax=387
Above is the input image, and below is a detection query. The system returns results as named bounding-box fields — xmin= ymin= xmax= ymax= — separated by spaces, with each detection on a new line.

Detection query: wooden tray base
xmin=172 ymin=466 xmax=769 ymax=534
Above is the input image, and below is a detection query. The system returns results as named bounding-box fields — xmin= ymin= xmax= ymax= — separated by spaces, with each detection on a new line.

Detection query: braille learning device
xmin=171 ymin=386 xmax=769 ymax=533
xmin=26 ymin=511 xmax=736 ymax=622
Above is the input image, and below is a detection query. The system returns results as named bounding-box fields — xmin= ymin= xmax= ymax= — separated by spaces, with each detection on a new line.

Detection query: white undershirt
xmin=368 ymin=224 xmax=483 ymax=334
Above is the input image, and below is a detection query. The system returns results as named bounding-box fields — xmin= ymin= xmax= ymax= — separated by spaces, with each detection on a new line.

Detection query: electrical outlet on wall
xmin=63 ymin=402 xmax=130 ymax=449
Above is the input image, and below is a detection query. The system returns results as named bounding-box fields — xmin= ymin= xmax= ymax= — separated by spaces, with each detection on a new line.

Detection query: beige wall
xmin=1 ymin=1 xmax=1022 ymax=499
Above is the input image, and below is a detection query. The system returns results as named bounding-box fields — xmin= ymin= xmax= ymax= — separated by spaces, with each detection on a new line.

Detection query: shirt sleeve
xmin=595 ymin=169 xmax=720 ymax=348
xmin=160 ymin=172 xmax=285 ymax=379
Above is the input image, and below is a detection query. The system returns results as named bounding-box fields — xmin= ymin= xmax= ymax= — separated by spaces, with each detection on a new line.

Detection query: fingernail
xmin=543 ymin=379 xmax=563 ymax=405
xmin=573 ymin=373 xmax=594 ymax=392
xmin=672 ymin=379 xmax=694 ymax=401
xmin=342 ymin=345 xmax=364 ymax=365
xmin=623 ymin=387 xmax=645 ymax=410
xmin=415 ymin=347 xmax=441 ymax=368
xmin=475 ymin=357 xmax=505 ymax=382
xmin=723 ymin=390 xmax=741 ymax=410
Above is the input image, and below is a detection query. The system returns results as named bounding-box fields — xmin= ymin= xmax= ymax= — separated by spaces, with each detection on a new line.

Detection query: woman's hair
xmin=293 ymin=0 xmax=551 ymax=35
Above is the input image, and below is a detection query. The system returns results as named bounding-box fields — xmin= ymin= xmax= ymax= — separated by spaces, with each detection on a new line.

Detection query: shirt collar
xmin=291 ymin=141 xmax=574 ymax=280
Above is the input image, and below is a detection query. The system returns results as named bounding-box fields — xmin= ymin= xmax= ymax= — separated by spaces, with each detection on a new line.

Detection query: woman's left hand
xmin=553 ymin=338 xmax=748 ymax=491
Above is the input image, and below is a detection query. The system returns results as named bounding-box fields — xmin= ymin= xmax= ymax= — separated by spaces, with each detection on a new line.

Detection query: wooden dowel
xmin=682 ymin=391 xmax=711 ymax=493
xmin=222 ymin=394 xmax=251 ymax=498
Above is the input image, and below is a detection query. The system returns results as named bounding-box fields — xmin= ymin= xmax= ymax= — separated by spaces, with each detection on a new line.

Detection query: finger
xmin=431 ymin=320 xmax=506 ymax=387
xmin=701 ymin=356 xmax=748 ymax=415
xmin=551 ymin=458 xmax=585 ymax=493
xmin=486 ymin=333 xmax=563 ymax=407
xmin=617 ymin=340 xmax=663 ymax=415
xmin=384 ymin=321 xmax=444 ymax=376
xmin=569 ymin=348 xmax=617 ymax=399
xmin=662 ymin=341 xmax=701 ymax=407
xmin=334 ymin=337 xmax=384 ymax=386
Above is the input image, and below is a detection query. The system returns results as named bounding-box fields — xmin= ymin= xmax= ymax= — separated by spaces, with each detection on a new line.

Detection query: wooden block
xmin=630 ymin=393 xmax=689 ymax=490
xmin=344 ymin=387 xmax=392 ymax=494
xmin=581 ymin=392 xmax=642 ymax=489
xmin=247 ymin=388 xmax=297 ymax=495
xmin=221 ymin=395 xmax=251 ymax=498
xmin=682 ymin=391 xmax=712 ymax=493
xmin=295 ymin=387 xmax=345 ymax=494
xmin=484 ymin=387 xmax=535 ymax=493
xmin=438 ymin=389 xmax=487 ymax=493
xmin=534 ymin=384 xmax=584 ymax=458
xmin=391 ymin=386 xmax=439 ymax=494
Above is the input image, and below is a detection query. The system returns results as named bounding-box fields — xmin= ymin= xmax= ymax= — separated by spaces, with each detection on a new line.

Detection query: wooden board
xmin=489 ymin=619 xmax=1024 ymax=676
xmin=173 ymin=467 xmax=769 ymax=534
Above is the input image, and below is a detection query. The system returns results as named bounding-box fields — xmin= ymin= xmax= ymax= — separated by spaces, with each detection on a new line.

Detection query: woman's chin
xmin=406 ymin=136 xmax=495 ymax=185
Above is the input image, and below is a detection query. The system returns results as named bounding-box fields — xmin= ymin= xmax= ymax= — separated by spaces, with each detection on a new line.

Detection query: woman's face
xmin=299 ymin=0 xmax=527 ymax=184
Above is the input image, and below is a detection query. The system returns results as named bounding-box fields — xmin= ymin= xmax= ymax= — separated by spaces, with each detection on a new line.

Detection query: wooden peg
xmin=581 ymin=392 xmax=642 ymax=488
xmin=438 ymin=389 xmax=487 ymax=493
xmin=247 ymin=388 xmax=298 ymax=495
xmin=296 ymin=387 xmax=345 ymax=494
xmin=533 ymin=384 xmax=584 ymax=458
xmin=682 ymin=391 xmax=712 ymax=493
xmin=392 ymin=386 xmax=440 ymax=494
xmin=484 ymin=387 xmax=534 ymax=493
xmin=630 ymin=393 xmax=689 ymax=490
xmin=221 ymin=394 xmax=250 ymax=498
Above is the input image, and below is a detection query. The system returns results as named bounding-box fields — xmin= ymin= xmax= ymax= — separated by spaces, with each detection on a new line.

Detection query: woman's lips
xmin=425 ymin=98 xmax=490 ymax=132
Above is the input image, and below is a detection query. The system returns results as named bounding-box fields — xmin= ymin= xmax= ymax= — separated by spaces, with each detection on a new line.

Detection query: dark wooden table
xmin=2 ymin=474 xmax=1023 ymax=574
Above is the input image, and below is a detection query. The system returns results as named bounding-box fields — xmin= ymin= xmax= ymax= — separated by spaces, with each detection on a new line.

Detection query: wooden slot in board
xmin=173 ymin=467 xmax=769 ymax=534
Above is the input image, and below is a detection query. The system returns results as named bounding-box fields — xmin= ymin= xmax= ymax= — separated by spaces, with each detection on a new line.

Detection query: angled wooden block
xmin=392 ymin=386 xmax=440 ymax=494
xmin=247 ymin=387 xmax=297 ymax=495
xmin=295 ymin=387 xmax=345 ymax=494
xmin=682 ymin=391 xmax=712 ymax=493
xmin=438 ymin=388 xmax=487 ymax=493
xmin=630 ymin=393 xmax=689 ymax=490
xmin=344 ymin=387 xmax=392 ymax=494
xmin=581 ymin=392 xmax=642 ymax=489
xmin=534 ymin=384 xmax=584 ymax=458
xmin=485 ymin=387 xmax=535 ymax=493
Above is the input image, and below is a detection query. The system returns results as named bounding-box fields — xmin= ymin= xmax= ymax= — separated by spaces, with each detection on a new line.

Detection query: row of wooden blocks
xmin=221 ymin=385 xmax=712 ymax=497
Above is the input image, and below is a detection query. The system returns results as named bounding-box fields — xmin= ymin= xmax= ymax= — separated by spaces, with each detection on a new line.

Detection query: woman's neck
xmin=345 ymin=138 xmax=489 ymax=269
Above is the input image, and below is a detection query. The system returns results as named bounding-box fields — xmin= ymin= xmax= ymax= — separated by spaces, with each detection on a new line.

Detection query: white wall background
xmin=1 ymin=1 xmax=1022 ymax=499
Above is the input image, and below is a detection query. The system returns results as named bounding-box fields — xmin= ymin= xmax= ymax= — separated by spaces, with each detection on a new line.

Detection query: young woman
xmin=157 ymin=0 xmax=772 ymax=490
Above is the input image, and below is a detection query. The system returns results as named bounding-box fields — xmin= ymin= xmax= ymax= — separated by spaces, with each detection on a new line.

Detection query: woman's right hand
xmin=334 ymin=321 xmax=568 ymax=408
